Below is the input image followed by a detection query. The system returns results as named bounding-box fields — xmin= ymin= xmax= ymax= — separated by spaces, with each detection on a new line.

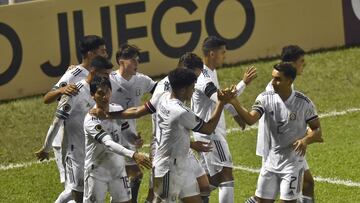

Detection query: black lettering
xmin=0 ymin=23 xmax=22 ymax=85
xmin=73 ymin=8 xmax=113 ymax=62
xmin=205 ymin=0 xmax=255 ymax=50
xmin=116 ymin=2 xmax=149 ymax=63
xmin=152 ymin=0 xmax=201 ymax=58
xmin=40 ymin=12 xmax=70 ymax=77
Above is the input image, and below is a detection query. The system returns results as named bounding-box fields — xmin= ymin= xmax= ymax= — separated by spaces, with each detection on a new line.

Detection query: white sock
xmin=67 ymin=201 xmax=76 ymax=203
xmin=218 ymin=181 xmax=234 ymax=203
xmin=55 ymin=188 xmax=73 ymax=203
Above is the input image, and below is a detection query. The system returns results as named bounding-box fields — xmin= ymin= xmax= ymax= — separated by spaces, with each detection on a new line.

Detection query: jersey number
xmin=155 ymin=114 xmax=165 ymax=145
xmin=277 ymin=121 xmax=286 ymax=134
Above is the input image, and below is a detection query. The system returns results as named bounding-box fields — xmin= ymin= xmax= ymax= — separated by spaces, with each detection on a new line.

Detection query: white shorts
xmin=53 ymin=147 xmax=65 ymax=183
xmin=84 ymin=174 xmax=131 ymax=203
xmin=65 ymin=156 xmax=84 ymax=192
xmin=188 ymin=152 xmax=206 ymax=178
xmin=153 ymin=160 xmax=200 ymax=202
xmin=194 ymin=134 xmax=233 ymax=177
xmin=255 ymin=167 xmax=305 ymax=201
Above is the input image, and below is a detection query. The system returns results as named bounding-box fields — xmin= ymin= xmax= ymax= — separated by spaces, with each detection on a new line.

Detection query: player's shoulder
xmin=84 ymin=112 xmax=102 ymax=128
xmin=294 ymin=91 xmax=311 ymax=104
xmin=134 ymin=72 xmax=152 ymax=80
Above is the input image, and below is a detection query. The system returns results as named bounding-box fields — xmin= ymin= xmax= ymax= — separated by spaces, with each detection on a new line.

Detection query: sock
xmin=299 ymin=195 xmax=314 ymax=203
xmin=218 ymin=181 xmax=234 ymax=203
xmin=131 ymin=177 xmax=142 ymax=203
xmin=55 ymin=188 xmax=73 ymax=203
xmin=201 ymin=195 xmax=209 ymax=203
xmin=67 ymin=201 xmax=76 ymax=203
xmin=144 ymin=201 xmax=151 ymax=203
xmin=245 ymin=196 xmax=257 ymax=203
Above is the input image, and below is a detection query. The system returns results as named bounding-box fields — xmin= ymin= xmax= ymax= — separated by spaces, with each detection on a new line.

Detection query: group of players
xmin=35 ymin=34 xmax=323 ymax=203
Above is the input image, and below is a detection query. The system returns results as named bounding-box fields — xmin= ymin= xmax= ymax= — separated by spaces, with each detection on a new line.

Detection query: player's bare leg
xmin=257 ymin=197 xmax=274 ymax=203
xmin=71 ymin=190 xmax=83 ymax=203
xmin=299 ymin=170 xmax=315 ymax=203
xmin=197 ymin=174 xmax=210 ymax=203
xmin=126 ymin=165 xmax=143 ymax=203
xmin=209 ymin=167 xmax=234 ymax=203
xmin=182 ymin=194 xmax=202 ymax=203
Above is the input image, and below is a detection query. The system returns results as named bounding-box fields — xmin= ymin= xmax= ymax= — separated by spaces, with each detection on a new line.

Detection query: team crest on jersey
xmin=254 ymin=100 xmax=261 ymax=106
xmin=63 ymin=104 xmax=71 ymax=112
xmin=59 ymin=82 xmax=67 ymax=87
xmin=95 ymin=124 xmax=103 ymax=132
xmin=136 ymin=88 xmax=141 ymax=96
xmin=289 ymin=112 xmax=297 ymax=120
xmin=90 ymin=195 xmax=96 ymax=202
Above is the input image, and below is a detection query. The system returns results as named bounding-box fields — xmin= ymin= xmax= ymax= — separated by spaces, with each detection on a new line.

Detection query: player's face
xmin=93 ymin=86 xmax=112 ymax=108
xmin=120 ymin=56 xmax=139 ymax=76
xmin=271 ymin=69 xmax=292 ymax=93
xmin=293 ymin=55 xmax=305 ymax=75
xmin=91 ymin=45 xmax=108 ymax=59
xmin=211 ymin=45 xmax=226 ymax=68
xmin=184 ymin=83 xmax=196 ymax=101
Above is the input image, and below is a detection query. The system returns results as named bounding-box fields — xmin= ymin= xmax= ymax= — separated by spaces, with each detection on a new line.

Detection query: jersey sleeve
xmin=252 ymin=93 xmax=266 ymax=117
xmin=52 ymin=71 xmax=74 ymax=90
xmin=85 ymin=118 xmax=109 ymax=143
xmin=141 ymin=74 xmax=157 ymax=93
xmin=55 ymin=95 xmax=75 ymax=120
xmin=145 ymin=91 xmax=164 ymax=114
xmin=305 ymin=100 xmax=319 ymax=123
xmin=178 ymin=106 xmax=205 ymax=132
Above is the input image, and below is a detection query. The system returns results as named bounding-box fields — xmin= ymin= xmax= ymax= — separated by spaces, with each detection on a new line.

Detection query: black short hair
xmin=168 ymin=68 xmax=197 ymax=91
xmin=90 ymin=75 xmax=112 ymax=96
xmin=202 ymin=36 xmax=226 ymax=56
xmin=79 ymin=35 xmax=106 ymax=57
xmin=177 ymin=52 xmax=203 ymax=71
xmin=116 ymin=44 xmax=140 ymax=64
xmin=91 ymin=56 xmax=113 ymax=70
xmin=281 ymin=45 xmax=305 ymax=62
xmin=273 ymin=62 xmax=297 ymax=80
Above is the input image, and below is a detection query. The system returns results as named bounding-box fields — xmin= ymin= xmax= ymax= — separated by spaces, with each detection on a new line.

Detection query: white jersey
xmin=51 ymin=65 xmax=89 ymax=147
xmin=56 ymin=79 xmax=94 ymax=161
xmin=191 ymin=65 xmax=227 ymax=138
xmin=110 ymin=71 xmax=156 ymax=137
xmin=84 ymin=104 xmax=130 ymax=182
xmin=256 ymin=81 xmax=294 ymax=157
xmin=252 ymin=90 xmax=318 ymax=173
xmin=150 ymin=92 xmax=205 ymax=177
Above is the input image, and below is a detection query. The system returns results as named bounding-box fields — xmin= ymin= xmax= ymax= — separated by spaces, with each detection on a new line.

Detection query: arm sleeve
xmin=55 ymin=95 xmax=74 ymax=120
xmin=305 ymin=100 xmax=319 ymax=123
xmin=178 ymin=107 xmax=205 ymax=132
xmin=52 ymin=71 xmax=73 ymax=90
xmin=142 ymin=74 xmax=157 ymax=93
xmin=43 ymin=117 xmax=64 ymax=152
xmin=252 ymin=94 xmax=266 ymax=117
xmin=235 ymin=80 xmax=246 ymax=96
xmin=102 ymin=135 xmax=135 ymax=158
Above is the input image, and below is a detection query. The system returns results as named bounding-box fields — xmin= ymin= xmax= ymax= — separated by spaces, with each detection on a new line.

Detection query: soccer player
xmin=150 ymin=68 xmax=235 ymax=203
xmin=230 ymin=62 xmax=323 ymax=203
xmin=191 ymin=36 xmax=257 ymax=203
xmin=36 ymin=35 xmax=108 ymax=203
xmin=246 ymin=45 xmax=315 ymax=203
xmin=35 ymin=56 xmax=113 ymax=203
xmin=109 ymin=44 xmax=157 ymax=203
xmin=83 ymin=76 xmax=151 ymax=203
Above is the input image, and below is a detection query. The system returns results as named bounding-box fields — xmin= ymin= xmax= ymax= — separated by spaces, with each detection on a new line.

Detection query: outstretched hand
xmin=133 ymin=152 xmax=152 ymax=170
xmin=243 ymin=66 xmax=257 ymax=85
xmin=34 ymin=147 xmax=49 ymax=162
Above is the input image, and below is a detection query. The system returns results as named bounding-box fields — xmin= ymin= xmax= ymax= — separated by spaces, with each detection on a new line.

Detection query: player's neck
xmin=81 ymin=58 xmax=91 ymax=70
xmin=96 ymin=104 xmax=109 ymax=112
xmin=203 ymin=58 xmax=216 ymax=71
xmin=170 ymin=92 xmax=185 ymax=102
xmin=117 ymin=68 xmax=133 ymax=81
xmin=278 ymin=88 xmax=292 ymax=102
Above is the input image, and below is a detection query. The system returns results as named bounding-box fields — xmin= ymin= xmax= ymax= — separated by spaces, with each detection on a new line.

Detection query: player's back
xmin=84 ymin=103 xmax=127 ymax=182
xmin=153 ymin=93 xmax=192 ymax=177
